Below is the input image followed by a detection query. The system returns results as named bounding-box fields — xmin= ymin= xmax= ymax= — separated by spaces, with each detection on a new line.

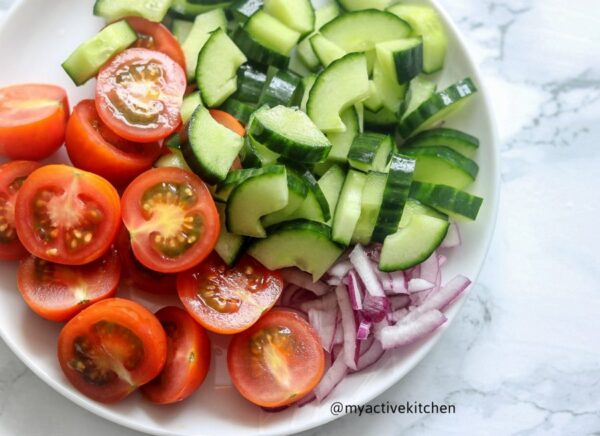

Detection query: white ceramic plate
xmin=0 ymin=1 xmax=499 ymax=435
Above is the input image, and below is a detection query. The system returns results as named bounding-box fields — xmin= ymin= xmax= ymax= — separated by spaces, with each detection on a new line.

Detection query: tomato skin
xmin=14 ymin=165 xmax=121 ymax=265
xmin=96 ymin=48 xmax=186 ymax=143
xmin=121 ymin=167 xmax=220 ymax=273
xmin=126 ymin=17 xmax=186 ymax=71
xmin=0 ymin=84 xmax=69 ymax=160
xmin=141 ymin=307 xmax=211 ymax=404
xmin=209 ymin=110 xmax=245 ymax=136
xmin=58 ymin=298 xmax=167 ymax=403
xmin=177 ymin=254 xmax=284 ymax=334
xmin=65 ymin=100 xmax=162 ymax=187
xmin=17 ymin=248 xmax=121 ymax=322
xmin=228 ymin=309 xmax=325 ymax=408
xmin=0 ymin=160 xmax=42 ymax=260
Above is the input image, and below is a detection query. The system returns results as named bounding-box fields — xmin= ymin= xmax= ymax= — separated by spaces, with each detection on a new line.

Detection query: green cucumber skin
xmin=261 ymin=171 xmax=309 ymax=228
xmin=169 ymin=0 xmax=232 ymax=20
xmin=409 ymin=182 xmax=483 ymax=221
xmin=215 ymin=202 xmax=247 ymax=266
xmin=402 ymin=145 xmax=480 ymax=185
xmin=94 ymin=0 xmax=173 ymax=22
xmin=401 ymin=127 xmax=480 ymax=157
xmin=229 ymin=0 xmax=263 ymax=23
xmin=220 ymin=99 xmax=257 ymax=124
xmin=371 ymin=154 xmax=416 ymax=243
xmin=332 ymin=169 xmax=367 ymax=245
xmin=392 ymin=40 xmax=424 ymax=83
xmin=238 ymin=137 xmax=262 ymax=169
xmin=233 ymin=63 xmax=268 ymax=103
xmin=364 ymin=107 xmax=398 ymax=133
xmin=347 ymin=132 xmax=392 ymax=173
xmin=232 ymin=26 xmax=290 ymax=69
xmin=259 ymin=69 xmax=304 ymax=107
xmin=398 ymin=78 xmax=478 ymax=138
xmin=298 ymin=169 xmax=331 ymax=222
xmin=214 ymin=166 xmax=265 ymax=201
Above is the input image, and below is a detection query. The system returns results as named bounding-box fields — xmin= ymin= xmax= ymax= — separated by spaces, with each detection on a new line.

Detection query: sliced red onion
xmin=417 ymin=275 xmax=471 ymax=313
xmin=405 ymin=264 xmax=421 ymax=281
xmin=335 ymin=284 xmax=358 ymax=370
xmin=389 ymin=294 xmax=411 ymax=311
xmin=389 ymin=308 xmax=409 ymax=323
xmin=378 ymin=310 xmax=447 ymax=350
xmin=356 ymin=319 xmax=371 ymax=340
xmin=345 ymin=270 xmax=364 ymax=310
xmin=281 ymin=268 xmax=330 ymax=296
xmin=328 ymin=260 xmax=353 ymax=278
xmin=350 ymin=245 xmax=386 ymax=297
xmin=388 ymin=270 xmax=407 ymax=294
xmin=280 ymin=284 xmax=300 ymax=306
xmin=327 ymin=276 xmax=342 ymax=286
xmin=314 ymin=352 xmax=349 ymax=402
xmin=438 ymin=254 xmax=448 ymax=267
xmin=364 ymin=243 xmax=382 ymax=262
xmin=332 ymin=318 xmax=343 ymax=346
xmin=362 ymin=293 xmax=390 ymax=322
xmin=373 ymin=264 xmax=393 ymax=292
xmin=356 ymin=339 xmax=385 ymax=371
xmin=299 ymin=291 xmax=337 ymax=312
xmin=297 ymin=392 xmax=316 ymax=407
xmin=441 ymin=222 xmax=461 ymax=248
xmin=358 ymin=335 xmax=375 ymax=355
xmin=308 ymin=307 xmax=338 ymax=353
xmin=331 ymin=343 xmax=343 ymax=363
xmin=419 ymin=252 xmax=439 ymax=284
xmin=407 ymin=278 xmax=435 ymax=293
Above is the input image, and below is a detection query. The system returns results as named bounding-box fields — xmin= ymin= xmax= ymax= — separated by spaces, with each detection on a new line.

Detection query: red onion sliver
xmin=419 ymin=252 xmax=439 ymax=284
xmin=389 ymin=308 xmax=409 ymax=323
xmin=389 ymin=294 xmax=411 ymax=311
xmin=350 ymin=245 xmax=386 ymax=297
xmin=378 ymin=310 xmax=447 ymax=350
xmin=417 ymin=274 xmax=472 ymax=313
xmin=441 ymin=222 xmax=461 ymax=248
xmin=328 ymin=260 xmax=353 ymax=278
xmin=407 ymin=278 xmax=435 ymax=293
xmin=308 ymin=307 xmax=338 ymax=353
xmin=362 ymin=294 xmax=390 ymax=322
xmin=388 ymin=270 xmax=407 ymax=294
xmin=299 ymin=291 xmax=337 ymax=312
xmin=314 ymin=352 xmax=349 ymax=402
xmin=356 ymin=319 xmax=371 ymax=340
xmin=438 ymin=254 xmax=447 ymax=267
xmin=297 ymin=392 xmax=316 ymax=407
xmin=281 ymin=268 xmax=330 ymax=296
xmin=335 ymin=283 xmax=358 ymax=370
xmin=345 ymin=270 xmax=364 ymax=310
xmin=356 ymin=339 xmax=385 ymax=371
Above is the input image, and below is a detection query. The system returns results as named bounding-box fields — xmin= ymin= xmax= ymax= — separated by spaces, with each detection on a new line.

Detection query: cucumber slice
xmin=379 ymin=214 xmax=449 ymax=271
xmin=154 ymin=149 xmax=191 ymax=171
xmin=219 ymin=99 xmax=257 ymax=124
xmin=399 ymin=75 xmax=436 ymax=120
xmin=276 ymin=166 xmax=331 ymax=224
xmin=233 ymin=63 xmax=267 ymax=103
xmin=181 ymin=9 xmax=227 ymax=80
xmin=300 ymin=74 xmax=317 ymax=113
xmin=261 ymin=170 xmax=308 ymax=227
xmin=332 ymin=169 xmax=367 ymax=245
xmin=196 ymin=28 xmax=247 ymax=107
xmin=372 ymin=56 xmax=407 ymax=113
xmin=364 ymin=81 xmax=384 ymax=113
xmin=310 ymin=34 xmax=347 ymax=68
xmin=94 ymin=0 xmax=172 ymax=22
xmin=364 ymin=107 xmax=397 ymax=133
xmin=215 ymin=203 xmax=247 ymax=266
xmin=307 ymin=53 xmax=370 ymax=133
xmin=169 ymin=0 xmax=231 ymax=20
xmin=318 ymin=165 xmax=347 ymax=225
xmin=238 ymin=137 xmax=262 ymax=169
xmin=399 ymin=198 xmax=448 ymax=228
xmin=371 ymin=154 xmax=416 ymax=243
xmin=263 ymin=0 xmax=315 ymax=36
xmin=347 ymin=132 xmax=393 ymax=173
xmin=61 ymin=21 xmax=137 ymax=86
xmin=376 ymin=37 xmax=423 ymax=84
xmin=258 ymin=69 xmax=304 ymax=107
xmin=409 ymin=182 xmax=483 ymax=221
xmin=229 ymin=0 xmax=263 ymax=24
xmin=401 ymin=127 xmax=480 ymax=158
xmin=181 ymin=91 xmax=203 ymax=124
xmin=297 ymin=3 xmax=341 ymax=71
xmin=226 ymin=165 xmax=289 ymax=237
xmin=248 ymin=220 xmax=344 ymax=281
xmin=402 ymin=146 xmax=479 ymax=189
xmin=338 ymin=0 xmax=394 ymax=10
xmin=232 ymin=26 xmax=290 ymax=69
xmin=245 ymin=10 xmax=301 ymax=56
xmin=399 ymin=78 xmax=478 ymax=138
xmin=214 ymin=166 xmax=265 ymax=201
xmin=183 ymin=106 xmax=244 ymax=184
xmin=171 ymin=19 xmax=194 ymax=42
xmin=249 ymin=106 xmax=331 ymax=163
xmin=387 ymin=4 xmax=448 ymax=74
xmin=352 ymin=171 xmax=387 ymax=244
xmin=326 ymin=107 xmax=360 ymax=163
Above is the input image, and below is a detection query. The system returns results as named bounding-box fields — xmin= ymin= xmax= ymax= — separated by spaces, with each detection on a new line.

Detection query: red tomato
xmin=126 ymin=17 xmax=186 ymax=71
xmin=177 ymin=254 xmax=283 ymax=334
xmin=65 ymin=100 xmax=162 ymax=187
xmin=0 ymin=160 xmax=42 ymax=260
xmin=17 ymin=248 xmax=121 ymax=322
xmin=116 ymin=227 xmax=177 ymax=294
xmin=209 ymin=110 xmax=245 ymax=136
xmin=141 ymin=306 xmax=211 ymax=404
xmin=121 ymin=167 xmax=219 ymax=273
xmin=228 ymin=309 xmax=325 ymax=408
xmin=95 ymin=48 xmax=186 ymax=143
xmin=58 ymin=298 xmax=167 ymax=403
xmin=14 ymin=165 xmax=121 ymax=265
xmin=0 ymin=84 xmax=69 ymax=160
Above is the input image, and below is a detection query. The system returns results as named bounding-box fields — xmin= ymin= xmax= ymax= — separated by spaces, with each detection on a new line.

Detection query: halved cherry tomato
xmin=96 ymin=48 xmax=186 ymax=143
xmin=116 ymin=227 xmax=177 ymax=294
xmin=121 ymin=167 xmax=219 ymax=273
xmin=0 ymin=84 xmax=69 ymax=160
xmin=0 ymin=160 xmax=42 ymax=260
xmin=17 ymin=248 xmax=121 ymax=322
xmin=141 ymin=306 xmax=211 ymax=404
xmin=15 ymin=165 xmax=121 ymax=265
xmin=126 ymin=17 xmax=186 ymax=71
xmin=177 ymin=253 xmax=283 ymax=334
xmin=58 ymin=298 xmax=167 ymax=403
xmin=228 ymin=309 xmax=325 ymax=408
xmin=209 ymin=110 xmax=245 ymax=136
xmin=65 ymin=100 xmax=162 ymax=187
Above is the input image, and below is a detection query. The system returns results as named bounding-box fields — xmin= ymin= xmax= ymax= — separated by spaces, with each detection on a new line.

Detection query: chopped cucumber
xmin=215 ymin=203 xmax=247 ymax=265
xmin=261 ymin=170 xmax=308 ymax=227
xmin=263 ymin=0 xmax=315 ymax=36
xmin=297 ymin=3 xmax=341 ymax=71
xmin=181 ymin=91 xmax=203 ymax=124
xmin=181 ymin=9 xmax=227 ymax=80
xmin=171 ymin=19 xmax=194 ymax=42
xmin=233 ymin=63 xmax=267 ymax=103
xmin=94 ymin=0 xmax=172 ymax=22
xmin=401 ymin=127 xmax=480 ymax=158
xmin=245 ymin=10 xmax=301 ymax=56
xmin=347 ymin=132 xmax=393 ymax=173
xmin=317 ymin=165 xmax=347 ymax=225
xmin=214 ymin=166 xmax=265 ymax=201
xmin=232 ymin=26 xmax=290 ymax=69
xmin=338 ymin=0 xmax=394 ymax=10
xmin=229 ymin=0 xmax=263 ymax=24
xmin=258 ymin=69 xmax=303 ymax=107
xmin=372 ymin=56 xmax=407 ymax=113
xmin=409 ymin=182 xmax=483 ymax=221
xmin=332 ymin=169 xmax=367 ymax=245
xmin=376 ymin=37 xmax=423 ymax=84
xmin=220 ymin=99 xmax=257 ymax=124
xmin=364 ymin=107 xmax=397 ymax=133
xmin=300 ymin=74 xmax=317 ymax=112
xmin=399 ymin=75 xmax=437 ymax=120
xmin=399 ymin=199 xmax=448 ymax=228
xmin=154 ymin=149 xmax=191 ymax=171
xmin=310 ymin=33 xmax=347 ymax=68
xmin=169 ymin=0 xmax=231 ymax=20
xmin=352 ymin=171 xmax=387 ymax=244
xmin=403 ymin=146 xmax=479 ymax=189
xmin=363 ymin=81 xmax=384 ymax=113
xmin=326 ymin=106 xmax=360 ymax=163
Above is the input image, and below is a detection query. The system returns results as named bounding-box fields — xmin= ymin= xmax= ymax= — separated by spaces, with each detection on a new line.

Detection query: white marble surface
xmin=2 ymin=0 xmax=600 ymax=435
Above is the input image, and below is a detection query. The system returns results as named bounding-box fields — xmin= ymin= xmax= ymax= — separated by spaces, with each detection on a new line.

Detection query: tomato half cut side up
xmin=125 ymin=17 xmax=186 ymax=71
xmin=228 ymin=309 xmax=325 ymax=408
xmin=116 ymin=227 xmax=177 ymax=294
xmin=0 ymin=84 xmax=69 ymax=160
xmin=95 ymin=48 xmax=186 ymax=143
xmin=177 ymin=253 xmax=283 ymax=334
xmin=14 ymin=165 xmax=121 ymax=265
xmin=141 ymin=306 xmax=211 ymax=404
xmin=121 ymin=167 xmax=219 ymax=273
xmin=65 ymin=100 xmax=162 ymax=187
xmin=17 ymin=247 xmax=121 ymax=322
xmin=0 ymin=160 xmax=42 ymax=260
xmin=58 ymin=298 xmax=167 ymax=403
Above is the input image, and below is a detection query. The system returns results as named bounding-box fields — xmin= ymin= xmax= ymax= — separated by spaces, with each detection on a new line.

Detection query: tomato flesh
xmin=15 ymin=165 xmax=121 ymax=265
xmin=58 ymin=298 xmax=167 ymax=403
xmin=228 ymin=309 xmax=325 ymax=408
xmin=126 ymin=17 xmax=186 ymax=71
xmin=141 ymin=307 xmax=211 ymax=404
xmin=177 ymin=254 xmax=283 ymax=334
xmin=95 ymin=48 xmax=186 ymax=143
xmin=0 ymin=84 xmax=69 ymax=160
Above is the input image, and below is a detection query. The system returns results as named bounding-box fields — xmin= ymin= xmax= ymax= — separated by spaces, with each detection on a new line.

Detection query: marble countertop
xmin=2 ymin=0 xmax=600 ymax=435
